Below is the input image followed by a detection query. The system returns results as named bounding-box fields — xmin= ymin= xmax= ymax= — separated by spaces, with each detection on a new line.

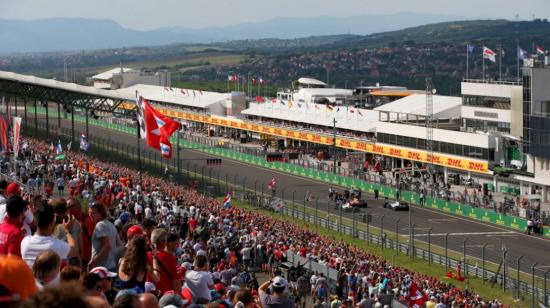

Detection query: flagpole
xmin=135 ymin=91 xmax=143 ymax=186
xmin=517 ymin=45 xmax=520 ymax=82
xmin=466 ymin=45 xmax=469 ymax=79
xmin=499 ymin=45 xmax=502 ymax=81
xmin=482 ymin=55 xmax=485 ymax=80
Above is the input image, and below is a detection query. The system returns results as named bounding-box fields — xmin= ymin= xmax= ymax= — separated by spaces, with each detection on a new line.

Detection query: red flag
xmin=252 ymin=78 xmax=257 ymax=85
xmin=0 ymin=117 xmax=7 ymax=151
xmin=406 ymin=281 xmax=427 ymax=308
xmin=267 ymin=178 xmax=276 ymax=190
xmin=256 ymin=96 xmax=265 ymax=103
xmin=138 ymin=96 xmax=180 ymax=158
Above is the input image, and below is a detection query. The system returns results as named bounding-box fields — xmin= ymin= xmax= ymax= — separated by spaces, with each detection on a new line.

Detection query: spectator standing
xmin=118 ymin=236 xmax=160 ymax=293
xmin=184 ymin=254 xmax=214 ymax=303
xmin=32 ymin=250 xmax=61 ymax=289
xmin=147 ymin=228 xmax=180 ymax=295
xmin=51 ymin=198 xmax=83 ymax=266
xmin=259 ymin=276 xmax=295 ymax=308
xmin=0 ymin=196 xmax=27 ymax=256
xmin=89 ymin=202 xmax=120 ymax=271
xmin=21 ymin=203 xmax=76 ymax=267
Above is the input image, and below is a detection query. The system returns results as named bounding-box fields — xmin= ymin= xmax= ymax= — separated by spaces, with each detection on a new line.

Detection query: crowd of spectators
xmin=0 ymin=137 xmax=510 ymax=307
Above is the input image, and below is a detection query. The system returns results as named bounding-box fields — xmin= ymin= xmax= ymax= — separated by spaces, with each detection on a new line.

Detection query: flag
xmin=252 ymin=78 xmax=257 ymax=85
xmin=407 ymin=281 xmax=427 ymax=308
xmin=223 ymin=192 xmax=231 ymax=208
xmin=180 ymin=89 xmax=186 ymax=95
xmin=326 ymin=104 xmax=334 ymax=111
xmin=288 ymin=100 xmax=293 ymax=108
xmin=67 ymin=141 xmax=72 ymax=151
xmin=50 ymin=142 xmax=55 ymax=152
xmin=483 ymin=46 xmax=497 ymax=63
xmin=467 ymin=44 xmax=475 ymax=54
xmin=537 ymin=45 xmax=546 ymax=56
xmin=56 ymin=139 xmax=63 ymax=155
xmin=270 ymin=198 xmax=285 ymax=211
xmin=256 ymin=96 xmax=265 ymax=103
xmin=136 ymin=94 xmax=181 ymax=158
xmin=270 ymin=98 xmax=277 ymax=103
xmin=518 ymin=46 xmax=529 ymax=60
xmin=0 ymin=116 xmax=7 ymax=151
xmin=12 ymin=117 xmax=21 ymax=156
xmin=267 ymin=178 xmax=276 ymax=190
xmin=80 ymin=134 xmax=89 ymax=152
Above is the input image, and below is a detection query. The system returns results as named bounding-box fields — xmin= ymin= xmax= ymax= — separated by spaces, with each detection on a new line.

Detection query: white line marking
xmin=415 ymin=231 xmax=516 ymax=237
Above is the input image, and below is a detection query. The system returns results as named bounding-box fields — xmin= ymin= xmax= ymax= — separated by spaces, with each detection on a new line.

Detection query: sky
xmin=0 ymin=0 xmax=549 ymax=30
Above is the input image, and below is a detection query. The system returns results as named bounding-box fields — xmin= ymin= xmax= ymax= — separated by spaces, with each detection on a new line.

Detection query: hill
xmin=0 ymin=12 xmax=466 ymax=54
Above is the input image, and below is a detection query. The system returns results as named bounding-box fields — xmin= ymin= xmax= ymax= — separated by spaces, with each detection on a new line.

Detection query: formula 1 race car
xmin=383 ymin=200 xmax=410 ymax=211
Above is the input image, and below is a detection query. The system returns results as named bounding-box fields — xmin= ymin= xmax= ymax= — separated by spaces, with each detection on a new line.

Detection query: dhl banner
xmin=119 ymin=103 xmax=489 ymax=174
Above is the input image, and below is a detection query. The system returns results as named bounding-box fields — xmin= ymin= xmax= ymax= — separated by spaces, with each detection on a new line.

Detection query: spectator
xmin=259 ymin=276 xmax=295 ymax=308
xmin=90 ymin=266 xmax=118 ymax=304
xmin=21 ymin=202 xmax=76 ymax=267
xmin=118 ymin=236 xmax=160 ymax=293
xmin=0 ymin=196 xmax=27 ymax=256
xmin=51 ymin=197 xmax=83 ymax=266
xmin=60 ymin=265 xmax=82 ymax=283
xmin=113 ymin=292 xmax=141 ymax=308
xmin=0 ymin=254 xmax=38 ymax=305
xmin=21 ymin=282 xmax=102 ymax=308
xmin=89 ymin=202 xmax=120 ymax=271
xmin=234 ymin=288 xmax=255 ymax=308
xmin=32 ymin=249 xmax=61 ymax=289
xmin=184 ymin=254 xmax=214 ymax=303
xmin=115 ymin=224 xmax=145 ymax=266
xmin=147 ymin=228 xmax=180 ymax=295
xmin=139 ymin=292 xmax=160 ymax=308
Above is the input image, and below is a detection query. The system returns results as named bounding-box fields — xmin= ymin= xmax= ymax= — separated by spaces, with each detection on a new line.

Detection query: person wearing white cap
xmin=90 ymin=266 xmax=117 ymax=304
xmin=259 ymin=276 xmax=295 ymax=307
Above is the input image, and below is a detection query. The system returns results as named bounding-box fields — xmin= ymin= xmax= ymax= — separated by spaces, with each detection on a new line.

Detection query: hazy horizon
xmin=0 ymin=0 xmax=548 ymax=30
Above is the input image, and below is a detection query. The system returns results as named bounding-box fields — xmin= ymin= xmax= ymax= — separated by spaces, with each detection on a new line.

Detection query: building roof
xmin=117 ymin=84 xmax=229 ymax=109
xmin=374 ymin=93 xmax=462 ymax=118
xmin=242 ymin=101 xmax=379 ymax=132
xmin=92 ymin=68 xmax=133 ymax=81
xmin=297 ymin=77 xmax=327 ymax=86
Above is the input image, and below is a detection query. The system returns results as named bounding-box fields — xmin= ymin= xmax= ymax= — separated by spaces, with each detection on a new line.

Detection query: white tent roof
xmin=118 ymin=84 xmax=229 ymax=109
xmin=374 ymin=93 xmax=462 ymax=117
xmin=297 ymin=77 xmax=327 ymax=86
xmin=242 ymin=101 xmax=379 ymax=133
xmin=91 ymin=68 xmax=133 ymax=81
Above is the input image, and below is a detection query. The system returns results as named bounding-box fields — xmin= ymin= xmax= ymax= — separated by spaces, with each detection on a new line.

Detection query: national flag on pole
xmin=56 ymin=139 xmax=63 ymax=155
xmin=12 ymin=117 xmax=21 ymax=156
xmin=50 ymin=142 xmax=55 ymax=152
xmin=537 ymin=45 xmax=546 ymax=56
xmin=467 ymin=44 xmax=475 ymax=54
xmin=270 ymin=198 xmax=285 ymax=211
xmin=518 ymin=46 xmax=529 ymax=60
xmin=80 ymin=134 xmax=89 ymax=152
xmin=267 ymin=178 xmax=276 ymax=190
xmin=252 ymin=78 xmax=257 ymax=85
xmin=136 ymin=93 xmax=180 ymax=158
xmin=223 ymin=192 xmax=231 ymax=208
xmin=0 ymin=116 xmax=7 ymax=151
xmin=483 ymin=46 xmax=497 ymax=63
xmin=67 ymin=141 xmax=72 ymax=152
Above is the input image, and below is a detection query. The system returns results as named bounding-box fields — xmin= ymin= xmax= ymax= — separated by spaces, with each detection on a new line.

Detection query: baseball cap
xmin=271 ymin=276 xmax=288 ymax=290
xmin=90 ymin=266 xmax=117 ymax=279
xmin=0 ymin=255 xmax=38 ymax=301
xmin=6 ymin=183 xmax=21 ymax=196
xmin=127 ymin=225 xmax=145 ymax=239
xmin=119 ymin=212 xmax=130 ymax=224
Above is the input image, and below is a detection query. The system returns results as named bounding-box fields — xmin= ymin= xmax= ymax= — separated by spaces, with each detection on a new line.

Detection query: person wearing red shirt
xmin=0 ymin=196 xmax=28 ymax=256
xmin=147 ymin=228 xmax=180 ymax=296
xmin=82 ymin=205 xmax=98 ymax=266
xmin=188 ymin=216 xmax=198 ymax=234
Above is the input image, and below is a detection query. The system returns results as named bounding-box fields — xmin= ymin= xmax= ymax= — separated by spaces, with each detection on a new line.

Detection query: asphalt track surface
xmin=34 ymin=116 xmax=550 ymax=275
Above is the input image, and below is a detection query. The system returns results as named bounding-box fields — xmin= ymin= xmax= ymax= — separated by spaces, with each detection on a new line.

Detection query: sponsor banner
xmin=120 ymin=102 xmax=489 ymax=174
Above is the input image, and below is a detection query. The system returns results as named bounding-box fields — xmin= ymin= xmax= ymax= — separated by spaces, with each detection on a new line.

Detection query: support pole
xmin=332 ymin=117 xmax=337 ymax=174
xmin=176 ymin=130 xmax=181 ymax=175
xmin=14 ymin=96 xmax=17 ymax=117
xmin=34 ymin=100 xmax=37 ymax=137
xmin=46 ymin=102 xmax=49 ymax=140
xmin=24 ymin=100 xmax=27 ymax=133
xmin=85 ymin=108 xmax=89 ymax=139
xmin=57 ymin=103 xmax=61 ymax=128
xmin=71 ymin=105 xmax=75 ymax=144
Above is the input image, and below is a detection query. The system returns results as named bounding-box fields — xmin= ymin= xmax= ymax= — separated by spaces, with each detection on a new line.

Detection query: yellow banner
xmin=119 ymin=102 xmax=489 ymax=173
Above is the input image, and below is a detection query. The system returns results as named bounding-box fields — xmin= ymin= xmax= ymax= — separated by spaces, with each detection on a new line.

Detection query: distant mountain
xmin=0 ymin=12 xmax=469 ymax=54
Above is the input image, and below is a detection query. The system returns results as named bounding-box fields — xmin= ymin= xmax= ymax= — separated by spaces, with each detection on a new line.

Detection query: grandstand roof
xmin=242 ymin=101 xmax=379 ymax=132
xmin=0 ymin=70 xmax=133 ymax=101
xmin=297 ymin=77 xmax=327 ymax=86
xmin=91 ymin=68 xmax=133 ymax=81
xmin=374 ymin=93 xmax=462 ymax=118
xmin=118 ymin=84 xmax=230 ymax=109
